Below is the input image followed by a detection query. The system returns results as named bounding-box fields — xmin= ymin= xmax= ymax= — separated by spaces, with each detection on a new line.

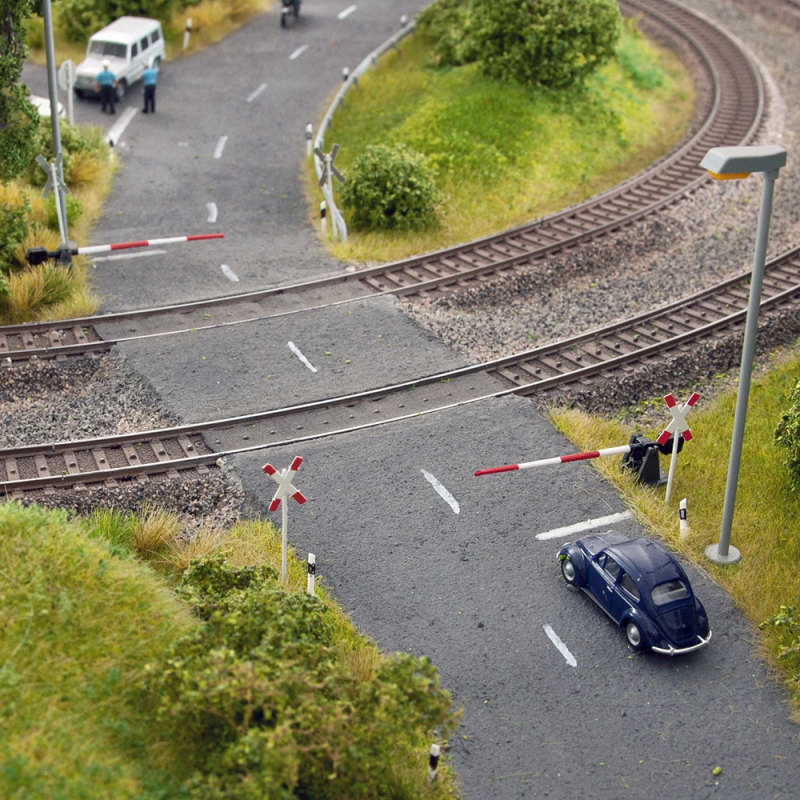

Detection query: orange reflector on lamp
xmin=708 ymin=170 xmax=750 ymax=181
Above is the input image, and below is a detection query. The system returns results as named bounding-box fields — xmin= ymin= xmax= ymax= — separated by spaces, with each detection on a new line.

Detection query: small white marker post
xmin=428 ymin=744 xmax=440 ymax=781
xmin=657 ymin=392 xmax=700 ymax=505
xmin=183 ymin=18 xmax=192 ymax=50
xmin=320 ymin=200 xmax=327 ymax=233
xmin=679 ymin=498 xmax=689 ymax=542
xmin=305 ymin=123 xmax=313 ymax=156
xmin=263 ymin=457 xmax=307 ymax=584
xmin=342 ymin=66 xmax=349 ymax=82
xmin=307 ymin=553 xmax=316 ymax=596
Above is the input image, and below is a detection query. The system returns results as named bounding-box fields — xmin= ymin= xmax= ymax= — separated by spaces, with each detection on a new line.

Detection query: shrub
xmin=760 ymin=605 xmax=800 ymax=693
xmin=58 ymin=0 xmax=181 ymax=42
xmin=0 ymin=200 xmax=30 ymax=273
xmin=775 ymin=379 xmax=800 ymax=488
xmin=340 ymin=144 xmax=440 ymax=231
xmin=46 ymin=193 xmax=84 ymax=231
xmin=416 ymin=0 xmax=477 ymax=68
xmin=467 ymin=0 xmax=620 ymax=89
xmin=144 ymin=553 xmax=456 ymax=798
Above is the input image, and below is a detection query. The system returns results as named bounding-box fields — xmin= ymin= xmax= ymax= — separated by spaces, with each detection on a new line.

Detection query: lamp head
xmin=700 ymin=145 xmax=786 ymax=180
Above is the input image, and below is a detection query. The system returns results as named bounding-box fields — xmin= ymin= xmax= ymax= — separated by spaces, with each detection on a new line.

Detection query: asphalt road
xmin=22 ymin=1 xmax=800 ymax=797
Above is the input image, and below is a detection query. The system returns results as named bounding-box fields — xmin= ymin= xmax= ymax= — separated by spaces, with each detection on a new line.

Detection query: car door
xmin=587 ymin=552 xmax=620 ymax=615
xmin=607 ymin=568 xmax=640 ymax=623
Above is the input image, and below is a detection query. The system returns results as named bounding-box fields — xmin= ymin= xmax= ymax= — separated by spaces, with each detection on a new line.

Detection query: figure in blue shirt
xmin=95 ymin=60 xmax=117 ymax=114
xmin=141 ymin=62 xmax=158 ymax=114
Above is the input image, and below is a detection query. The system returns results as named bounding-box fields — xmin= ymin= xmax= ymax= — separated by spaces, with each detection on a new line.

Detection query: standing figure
xmin=141 ymin=61 xmax=158 ymax=114
xmin=95 ymin=60 xmax=117 ymax=114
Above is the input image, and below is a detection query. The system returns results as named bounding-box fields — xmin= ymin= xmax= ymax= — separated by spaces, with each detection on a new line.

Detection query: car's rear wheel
xmin=115 ymin=80 xmax=127 ymax=101
xmin=561 ymin=558 xmax=577 ymax=585
xmin=626 ymin=622 xmax=644 ymax=650
xmin=153 ymin=56 xmax=161 ymax=69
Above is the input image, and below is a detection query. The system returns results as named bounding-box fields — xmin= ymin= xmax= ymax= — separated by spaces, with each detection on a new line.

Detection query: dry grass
xmin=339 ymin=640 xmax=385 ymax=683
xmin=130 ymin=505 xmax=183 ymax=557
xmin=164 ymin=522 xmax=223 ymax=572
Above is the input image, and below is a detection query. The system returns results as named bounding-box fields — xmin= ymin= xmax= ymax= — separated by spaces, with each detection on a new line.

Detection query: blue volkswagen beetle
xmin=558 ymin=532 xmax=711 ymax=655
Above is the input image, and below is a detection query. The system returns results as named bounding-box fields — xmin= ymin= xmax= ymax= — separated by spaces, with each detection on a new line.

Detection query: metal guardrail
xmin=313 ymin=18 xmax=416 ymax=241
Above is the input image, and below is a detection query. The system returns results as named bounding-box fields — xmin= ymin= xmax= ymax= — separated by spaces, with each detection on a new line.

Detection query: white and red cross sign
xmin=262 ymin=456 xmax=307 ymax=512
xmin=656 ymin=392 xmax=700 ymax=447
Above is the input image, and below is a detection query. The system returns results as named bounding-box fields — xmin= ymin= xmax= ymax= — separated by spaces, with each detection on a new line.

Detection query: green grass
xmin=548 ymin=340 xmax=800 ymax=711
xmin=310 ymin=21 xmax=694 ymax=262
xmin=0 ymin=504 xmax=459 ymax=797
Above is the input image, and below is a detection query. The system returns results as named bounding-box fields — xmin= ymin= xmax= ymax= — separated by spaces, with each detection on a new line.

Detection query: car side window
xmin=619 ymin=571 xmax=640 ymax=601
xmin=151 ymin=30 xmax=161 ymax=44
xmin=131 ymin=43 xmax=138 ymax=58
xmin=602 ymin=555 xmax=621 ymax=581
xmin=141 ymin=36 xmax=149 ymax=51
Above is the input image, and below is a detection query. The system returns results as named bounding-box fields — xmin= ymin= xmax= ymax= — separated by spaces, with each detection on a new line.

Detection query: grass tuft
xmin=130 ymin=505 xmax=183 ymax=557
xmin=164 ymin=522 xmax=221 ymax=571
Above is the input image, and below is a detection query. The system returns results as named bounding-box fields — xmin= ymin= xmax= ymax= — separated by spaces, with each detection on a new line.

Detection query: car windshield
xmin=651 ymin=580 xmax=689 ymax=606
xmin=89 ymin=40 xmax=127 ymax=59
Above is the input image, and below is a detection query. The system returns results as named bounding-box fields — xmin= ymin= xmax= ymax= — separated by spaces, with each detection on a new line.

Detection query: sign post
xmin=657 ymin=391 xmax=700 ymax=504
xmin=314 ymin=144 xmax=346 ymax=240
xmin=57 ymin=59 xmax=76 ymax=124
xmin=263 ymin=457 xmax=307 ymax=584
xmin=36 ymin=154 xmax=69 ymax=246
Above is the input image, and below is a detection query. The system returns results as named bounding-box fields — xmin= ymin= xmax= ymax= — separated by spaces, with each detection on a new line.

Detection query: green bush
xmin=144 ymin=553 xmax=456 ymax=799
xmin=340 ymin=144 xmax=440 ymax=231
xmin=775 ymin=379 xmax=800 ymax=488
xmin=760 ymin=605 xmax=800 ymax=693
xmin=0 ymin=200 xmax=30 ymax=273
xmin=57 ymin=0 xmax=181 ymax=43
xmin=423 ymin=0 xmax=621 ymax=90
xmin=46 ymin=193 xmax=84 ymax=230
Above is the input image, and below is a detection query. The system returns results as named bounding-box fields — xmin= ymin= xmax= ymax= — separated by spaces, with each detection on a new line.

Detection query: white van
xmin=74 ymin=17 xmax=164 ymax=100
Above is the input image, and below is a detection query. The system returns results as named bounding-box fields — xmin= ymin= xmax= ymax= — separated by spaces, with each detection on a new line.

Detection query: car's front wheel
xmin=626 ymin=621 xmax=644 ymax=650
xmin=561 ymin=558 xmax=577 ymax=585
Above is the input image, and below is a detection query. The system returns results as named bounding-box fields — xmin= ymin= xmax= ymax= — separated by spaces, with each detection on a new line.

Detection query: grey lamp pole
xmin=41 ymin=0 xmax=69 ymax=244
xmin=698 ymin=145 xmax=787 ymax=565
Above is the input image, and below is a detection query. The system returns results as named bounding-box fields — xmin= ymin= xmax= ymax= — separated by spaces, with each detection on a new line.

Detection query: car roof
xmin=90 ymin=16 xmax=160 ymax=43
xmin=605 ymin=538 xmax=685 ymax=587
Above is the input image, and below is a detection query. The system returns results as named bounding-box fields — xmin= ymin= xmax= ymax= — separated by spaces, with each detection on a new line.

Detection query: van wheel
xmin=153 ymin=56 xmax=161 ymax=69
xmin=115 ymin=80 xmax=127 ymax=101
xmin=75 ymin=89 xmax=85 ymax=99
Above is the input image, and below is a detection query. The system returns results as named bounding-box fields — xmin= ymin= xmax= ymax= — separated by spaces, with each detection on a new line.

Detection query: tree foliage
xmin=775 ymin=379 xmax=800 ymax=489
xmin=340 ymin=144 xmax=440 ymax=232
xmin=57 ymin=0 xmax=181 ymax=42
xmin=143 ymin=553 xmax=457 ymax=798
xmin=418 ymin=0 xmax=621 ymax=89
xmin=0 ymin=0 xmax=39 ymax=182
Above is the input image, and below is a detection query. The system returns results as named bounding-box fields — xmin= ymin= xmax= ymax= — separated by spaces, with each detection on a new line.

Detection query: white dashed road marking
xmin=206 ymin=202 xmax=218 ymax=223
xmin=421 ymin=470 xmax=460 ymax=514
xmin=535 ymin=511 xmax=633 ymax=541
xmin=247 ymin=83 xmax=267 ymax=103
xmin=337 ymin=5 xmax=357 ymax=19
xmin=213 ymin=135 xmax=228 ymax=159
xmin=288 ymin=342 xmax=318 ymax=372
xmin=290 ymin=44 xmax=309 ymax=60
xmin=92 ymin=249 xmax=166 ymax=263
xmin=107 ymin=107 xmax=137 ymax=146
xmin=543 ymin=624 xmax=577 ymax=667
xmin=220 ymin=264 xmax=239 ymax=282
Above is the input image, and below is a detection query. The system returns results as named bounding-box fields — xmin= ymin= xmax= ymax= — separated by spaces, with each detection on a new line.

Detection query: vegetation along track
xmin=4 ymin=243 xmax=800 ymax=496
xmin=1 ymin=0 xmax=765 ymax=363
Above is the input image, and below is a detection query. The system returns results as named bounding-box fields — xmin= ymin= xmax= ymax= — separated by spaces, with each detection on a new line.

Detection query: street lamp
xmin=698 ymin=145 xmax=787 ymax=565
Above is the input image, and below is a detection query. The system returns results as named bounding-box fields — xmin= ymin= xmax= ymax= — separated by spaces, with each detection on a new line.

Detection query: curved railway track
xmin=4 ymin=243 xmax=800 ymax=496
xmin=1 ymin=0 xmax=765 ymax=363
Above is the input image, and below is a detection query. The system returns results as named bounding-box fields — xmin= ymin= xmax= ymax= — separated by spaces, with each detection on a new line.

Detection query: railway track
xmin=1 ymin=0 xmax=765 ymax=364
xmin=4 ymin=243 xmax=800 ymax=496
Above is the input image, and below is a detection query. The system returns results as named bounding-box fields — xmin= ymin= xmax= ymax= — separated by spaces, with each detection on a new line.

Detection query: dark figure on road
xmin=141 ymin=62 xmax=158 ymax=113
xmin=95 ymin=60 xmax=117 ymax=114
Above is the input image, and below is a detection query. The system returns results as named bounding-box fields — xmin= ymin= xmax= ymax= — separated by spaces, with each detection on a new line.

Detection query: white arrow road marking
xmin=220 ymin=264 xmax=239 ymax=282
xmin=543 ymin=624 xmax=577 ymax=667
xmin=337 ymin=5 xmax=357 ymax=19
xmin=290 ymin=44 xmax=309 ymax=60
xmin=107 ymin=107 xmax=137 ymax=146
xmin=213 ymin=135 xmax=228 ymax=159
xmin=92 ymin=249 xmax=167 ymax=263
xmin=535 ymin=511 xmax=633 ymax=541
xmin=288 ymin=341 xmax=317 ymax=372
xmin=206 ymin=202 xmax=218 ymax=223
xmin=246 ymin=83 xmax=267 ymax=102
xmin=421 ymin=470 xmax=460 ymax=514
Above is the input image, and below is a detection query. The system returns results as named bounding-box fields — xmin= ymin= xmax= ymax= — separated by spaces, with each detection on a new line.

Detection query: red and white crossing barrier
xmin=76 ymin=233 xmax=224 ymax=256
xmin=475 ymin=445 xmax=632 ymax=477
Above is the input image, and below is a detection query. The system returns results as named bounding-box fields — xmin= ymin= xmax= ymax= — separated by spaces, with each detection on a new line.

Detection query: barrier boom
xmin=475 ymin=445 xmax=632 ymax=476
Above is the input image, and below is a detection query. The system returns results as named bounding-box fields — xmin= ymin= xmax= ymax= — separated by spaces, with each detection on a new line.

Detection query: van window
xmin=131 ymin=43 xmax=138 ymax=58
xmin=151 ymin=30 xmax=161 ymax=44
xmin=141 ymin=36 xmax=149 ymax=51
xmin=89 ymin=40 xmax=127 ymax=59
